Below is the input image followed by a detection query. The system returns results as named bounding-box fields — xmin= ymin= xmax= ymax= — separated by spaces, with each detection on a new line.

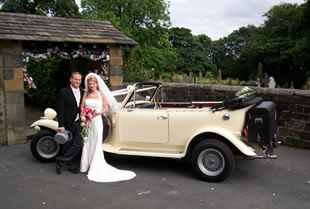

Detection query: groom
xmin=55 ymin=71 xmax=84 ymax=174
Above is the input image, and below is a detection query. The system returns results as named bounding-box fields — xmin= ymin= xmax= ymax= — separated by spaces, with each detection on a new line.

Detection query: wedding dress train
xmin=80 ymin=91 xmax=136 ymax=182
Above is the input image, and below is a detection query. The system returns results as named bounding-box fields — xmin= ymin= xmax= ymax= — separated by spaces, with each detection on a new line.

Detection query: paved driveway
xmin=0 ymin=143 xmax=309 ymax=209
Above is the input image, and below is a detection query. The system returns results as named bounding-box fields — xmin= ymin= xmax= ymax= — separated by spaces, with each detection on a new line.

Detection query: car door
xmin=118 ymin=108 xmax=169 ymax=144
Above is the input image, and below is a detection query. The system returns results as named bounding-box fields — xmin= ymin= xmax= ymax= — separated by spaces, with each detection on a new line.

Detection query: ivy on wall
xmin=24 ymin=56 xmax=71 ymax=108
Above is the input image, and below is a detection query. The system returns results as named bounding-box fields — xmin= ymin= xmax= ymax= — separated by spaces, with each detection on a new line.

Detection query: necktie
xmin=73 ymin=88 xmax=80 ymax=107
xmin=73 ymin=88 xmax=80 ymax=121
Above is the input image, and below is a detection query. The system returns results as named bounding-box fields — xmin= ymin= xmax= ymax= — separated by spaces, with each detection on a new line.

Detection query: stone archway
xmin=0 ymin=40 xmax=126 ymax=145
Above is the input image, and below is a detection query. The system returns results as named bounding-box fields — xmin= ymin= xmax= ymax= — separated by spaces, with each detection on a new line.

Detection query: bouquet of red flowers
xmin=79 ymin=107 xmax=96 ymax=141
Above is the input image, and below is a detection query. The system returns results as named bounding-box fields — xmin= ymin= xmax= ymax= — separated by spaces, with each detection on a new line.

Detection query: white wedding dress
xmin=80 ymin=91 xmax=136 ymax=182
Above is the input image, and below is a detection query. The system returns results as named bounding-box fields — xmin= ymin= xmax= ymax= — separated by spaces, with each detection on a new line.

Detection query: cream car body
xmin=103 ymin=104 xmax=256 ymax=157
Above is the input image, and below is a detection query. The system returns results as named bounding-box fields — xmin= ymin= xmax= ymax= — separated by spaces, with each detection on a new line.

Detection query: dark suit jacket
xmin=56 ymin=86 xmax=83 ymax=132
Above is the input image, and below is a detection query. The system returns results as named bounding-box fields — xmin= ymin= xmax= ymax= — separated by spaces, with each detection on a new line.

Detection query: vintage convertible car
xmin=30 ymin=82 xmax=278 ymax=182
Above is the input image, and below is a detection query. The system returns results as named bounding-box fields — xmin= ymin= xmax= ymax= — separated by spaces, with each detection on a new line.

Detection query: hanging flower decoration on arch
xmin=22 ymin=47 xmax=110 ymax=90
xmin=23 ymin=65 xmax=37 ymax=89
xmin=22 ymin=47 xmax=109 ymax=63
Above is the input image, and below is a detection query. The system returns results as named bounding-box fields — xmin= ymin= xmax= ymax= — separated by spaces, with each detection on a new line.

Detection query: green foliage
xmin=161 ymin=72 xmax=172 ymax=82
xmin=196 ymin=77 xmax=241 ymax=86
xmin=123 ymin=44 xmax=176 ymax=82
xmin=168 ymin=27 xmax=216 ymax=75
xmin=205 ymin=71 xmax=214 ymax=80
xmin=25 ymin=56 xmax=71 ymax=108
xmin=211 ymin=25 xmax=259 ymax=80
xmin=0 ymin=0 xmax=81 ymax=18
xmin=81 ymin=0 xmax=176 ymax=82
xmin=246 ymin=2 xmax=310 ymax=88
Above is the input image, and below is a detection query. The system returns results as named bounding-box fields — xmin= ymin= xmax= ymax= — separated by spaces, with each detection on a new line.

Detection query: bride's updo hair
xmin=86 ymin=75 xmax=99 ymax=94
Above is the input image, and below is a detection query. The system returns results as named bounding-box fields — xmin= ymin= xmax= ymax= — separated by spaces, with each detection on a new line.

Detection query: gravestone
xmin=306 ymin=77 xmax=310 ymax=90
xmin=183 ymin=74 xmax=188 ymax=83
xmin=172 ymin=73 xmax=177 ymax=81
xmin=228 ymin=78 xmax=232 ymax=85
xmin=172 ymin=73 xmax=181 ymax=83
xmin=236 ymin=78 xmax=240 ymax=85
xmin=268 ymin=76 xmax=276 ymax=88
xmin=217 ymin=69 xmax=222 ymax=83
xmin=199 ymin=71 xmax=203 ymax=80
xmin=189 ymin=72 xmax=193 ymax=83
xmin=256 ymin=62 xmax=263 ymax=82
xmin=262 ymin=73 xmax=269 ymax=87
xmin=257 ymin=78 xmax=261 ymax=87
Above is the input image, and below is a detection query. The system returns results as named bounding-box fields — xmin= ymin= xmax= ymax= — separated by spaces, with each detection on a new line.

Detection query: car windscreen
xmin=127 ymin=84 xmax=158 ymax=105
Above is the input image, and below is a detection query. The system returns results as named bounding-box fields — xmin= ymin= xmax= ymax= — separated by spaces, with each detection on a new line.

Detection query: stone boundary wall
xmin=162 ymin=83 xmax=310 ymax=149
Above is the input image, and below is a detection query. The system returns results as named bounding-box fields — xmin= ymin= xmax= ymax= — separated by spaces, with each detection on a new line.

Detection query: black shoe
xmin=68 ymin=167 xmax=79 ymax=174
xmin=56 ymin=163 xmax=61 ymax=175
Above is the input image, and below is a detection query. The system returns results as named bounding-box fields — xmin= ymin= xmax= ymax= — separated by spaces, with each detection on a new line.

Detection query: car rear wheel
xmin=191 ymin=139 xmax=235 ymax=182
xmin=30 ymin=129 xmax=60 ymax=163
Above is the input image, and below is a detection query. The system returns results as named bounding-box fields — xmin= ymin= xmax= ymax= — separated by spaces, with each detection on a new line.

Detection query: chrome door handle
xmin=127 ymin=109 xmax=133 ymax=112
xmin=157 ymin=116 xmax=168 ymax=120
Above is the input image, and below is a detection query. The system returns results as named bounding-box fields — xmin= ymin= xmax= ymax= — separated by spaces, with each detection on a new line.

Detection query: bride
xmin=80 ymin=72 xmax=136 ymax=182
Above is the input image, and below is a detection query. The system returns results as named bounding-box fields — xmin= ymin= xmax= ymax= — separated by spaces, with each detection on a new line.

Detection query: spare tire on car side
xmin=30 ymin=129 xmax=60 ymax=163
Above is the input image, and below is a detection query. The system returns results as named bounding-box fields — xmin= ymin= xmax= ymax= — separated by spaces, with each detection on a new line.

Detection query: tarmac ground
xmin=0 ymin=141 xmax=310 ymax=209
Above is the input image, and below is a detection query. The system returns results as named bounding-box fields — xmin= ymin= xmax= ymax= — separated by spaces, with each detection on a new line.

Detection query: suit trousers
xmin=56 ymin=121 xmax=83 ymax=168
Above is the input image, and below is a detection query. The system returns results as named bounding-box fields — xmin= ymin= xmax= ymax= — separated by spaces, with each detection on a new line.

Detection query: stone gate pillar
xmin=0 ymin=40 xmax=26 ymax=145
xmin=109 ymin=46 xmax=123 ymax=87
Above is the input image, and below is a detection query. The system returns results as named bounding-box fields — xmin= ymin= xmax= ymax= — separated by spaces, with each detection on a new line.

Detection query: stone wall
xmin=163 ymin=83 xmax=310 ymax=149
xmin=109 ymin=46 xmax=123 ymax=87
xmin=0 ymin=40 xmax=26 ymax=145
xmin=0 ymin=54 xmax=4 ymax=144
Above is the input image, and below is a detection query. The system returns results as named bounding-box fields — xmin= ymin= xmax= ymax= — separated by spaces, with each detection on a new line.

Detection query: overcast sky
xmin=75 ymin=0 xmax=305 ymax=40
xmin=168 ymin=0 xmax=305 ymax=40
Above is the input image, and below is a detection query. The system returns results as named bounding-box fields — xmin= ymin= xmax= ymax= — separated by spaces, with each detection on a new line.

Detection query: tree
xmin=290 ymin=0 xmax=310 ymax=80
xmin=168 ymin=27 xmax=216 ymax=75
xmin=81 ymin=0 xmax=176 ymax=81
xmin=0 ymin=0 xmax=80 ymax=18
xmin=253 ymin=3 xmax=308 ymax=88
xmin=211 ymin=25 xmax=259 ymax=80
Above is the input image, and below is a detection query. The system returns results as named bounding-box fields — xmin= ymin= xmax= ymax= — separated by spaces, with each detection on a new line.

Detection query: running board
xmin=102 ymin=144 xmax=184 ymax=158
xmin=120 ymin=148 xmax=182 ymax=154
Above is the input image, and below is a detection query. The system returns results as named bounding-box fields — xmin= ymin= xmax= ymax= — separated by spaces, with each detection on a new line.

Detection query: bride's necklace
xmin=89 ymin=91 xmax=97 ymax=97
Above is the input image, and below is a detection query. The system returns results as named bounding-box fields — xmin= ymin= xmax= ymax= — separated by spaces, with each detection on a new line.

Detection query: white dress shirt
xmin=70 ymin=85 xmax=80 ymax=107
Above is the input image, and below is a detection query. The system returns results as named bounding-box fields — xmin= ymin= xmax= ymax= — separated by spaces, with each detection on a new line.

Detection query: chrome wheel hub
xmin=36 ymin=136 xmax=60 ymax=159
xmin=198 ymin=148 xmax=225 ymax=176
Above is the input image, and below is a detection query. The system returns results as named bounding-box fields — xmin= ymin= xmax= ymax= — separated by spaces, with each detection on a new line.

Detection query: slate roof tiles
xmin=0 ymin=12 xmax=137 ymax=45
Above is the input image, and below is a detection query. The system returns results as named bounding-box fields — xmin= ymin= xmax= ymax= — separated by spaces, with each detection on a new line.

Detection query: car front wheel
xmin=191 ymin=139 xmax=235 ymax=182
xmin=30 ymin=129 xmax=60 ymax=163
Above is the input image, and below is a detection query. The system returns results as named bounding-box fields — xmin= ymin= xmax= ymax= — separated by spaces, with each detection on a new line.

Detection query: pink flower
xmin=80 ymin=116 xmax=86 ymax=122
xmin=87 ymin=113 xmax=93 ymax=119
xmin=79 ymin=107 xmax=96 ymax=142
